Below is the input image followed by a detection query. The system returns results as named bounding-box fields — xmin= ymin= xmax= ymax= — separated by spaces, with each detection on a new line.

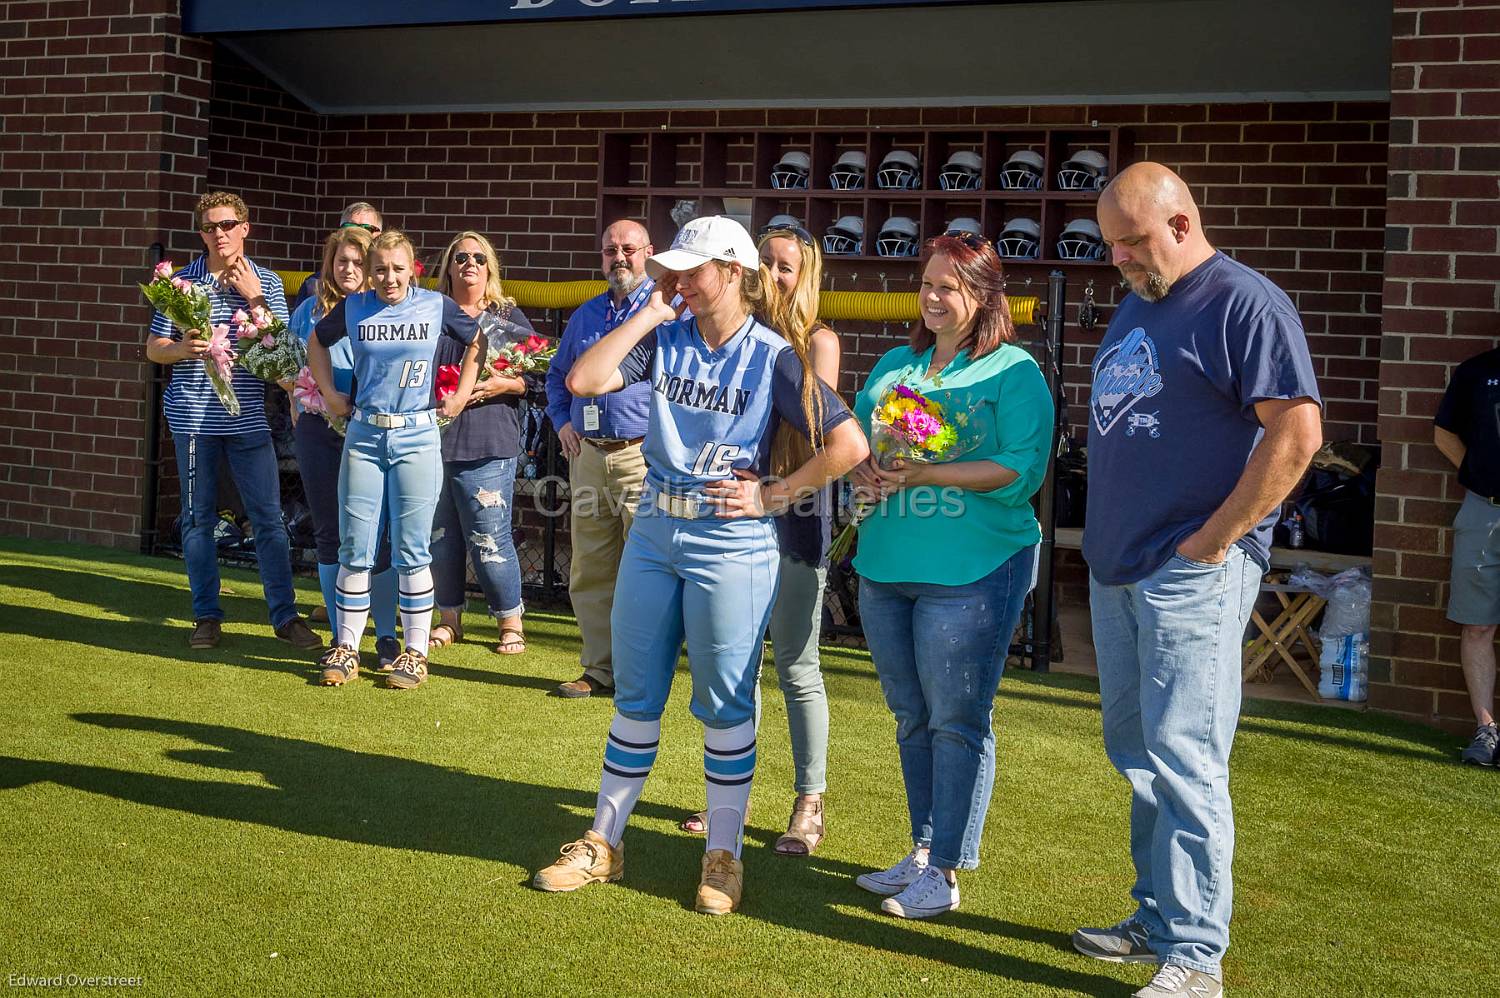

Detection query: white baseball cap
xmin=646 ymin=215 xmax=759 ymax=278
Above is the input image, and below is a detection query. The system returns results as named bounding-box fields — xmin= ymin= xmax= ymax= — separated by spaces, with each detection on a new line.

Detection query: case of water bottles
xmin=1289 ymin=565 xmax=1372 ymax=702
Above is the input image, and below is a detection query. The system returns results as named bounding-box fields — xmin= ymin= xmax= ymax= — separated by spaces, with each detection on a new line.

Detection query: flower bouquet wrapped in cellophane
xmin=141 ymin=260 xmax=240 ymax=416
xmin=829 ymin=383 xmax=981 ymax=562
xmin=232 ymin=306 xmax=306 ymax=385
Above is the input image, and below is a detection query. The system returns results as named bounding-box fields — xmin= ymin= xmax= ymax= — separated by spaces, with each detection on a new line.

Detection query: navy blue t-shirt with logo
xmin=1083 ymin=252 xmax=1322 ymax=586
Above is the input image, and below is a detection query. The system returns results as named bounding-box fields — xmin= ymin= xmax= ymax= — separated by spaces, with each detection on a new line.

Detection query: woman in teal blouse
xmin=848 ymin=233 xmax=1053 ymax=920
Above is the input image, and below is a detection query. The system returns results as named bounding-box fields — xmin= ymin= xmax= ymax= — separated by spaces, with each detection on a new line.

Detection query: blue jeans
xmin=431 ymin=457 xmax=524 ymax=618
xmin=1089 ymin=546 xmax=1262 ymax=976
xmin=858 ymin=544 xmax=1037 ymax=870
xmin=171 ymin=431 xmax=296 ymax=628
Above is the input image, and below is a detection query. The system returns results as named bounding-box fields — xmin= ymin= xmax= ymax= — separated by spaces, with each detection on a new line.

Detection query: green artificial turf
xmin=0 ymin=537 xmax=1495 ymax=996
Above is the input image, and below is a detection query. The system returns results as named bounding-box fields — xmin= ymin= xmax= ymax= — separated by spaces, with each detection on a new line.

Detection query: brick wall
xmin=315 ymin=102 xmax=1389 ymax=446
xmin=1370 ymin=1 xmax=1500 ymax=734
xmin=0 ymin=1 xmax=211 ymax=547
xmin=205 ymin=47 xmax=321 ymax=271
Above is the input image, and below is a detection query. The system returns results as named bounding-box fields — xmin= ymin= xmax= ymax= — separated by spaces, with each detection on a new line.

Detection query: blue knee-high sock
xmin=316 ymin=562 xmax=340 ymax=635
xmin=399 ymin=567 xmax=435 ymax=655
xmin=335 ymin=567 xmax=371 ymax=650
xmin=370 ymin=567 xmax=398 ymax=640
xmin=704 ymin=720 xmax=756 ymax=859
xmin=591 ymin=714 xmax=661 ymax=847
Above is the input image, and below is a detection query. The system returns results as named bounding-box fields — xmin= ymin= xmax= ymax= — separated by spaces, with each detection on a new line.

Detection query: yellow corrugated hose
xmin=274 ymin=273 xmax=1040 ymax=326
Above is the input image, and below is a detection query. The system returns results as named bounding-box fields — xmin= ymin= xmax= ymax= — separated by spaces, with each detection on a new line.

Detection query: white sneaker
xmin=879 ymin=865 xmax=959 ymax=919
xmin=855 ymin=848 xmax=929 ymax=896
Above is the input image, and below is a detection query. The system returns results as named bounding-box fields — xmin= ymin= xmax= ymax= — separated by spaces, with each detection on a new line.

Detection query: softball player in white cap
xmin=532 ymin=216 xmax=868 ymax=914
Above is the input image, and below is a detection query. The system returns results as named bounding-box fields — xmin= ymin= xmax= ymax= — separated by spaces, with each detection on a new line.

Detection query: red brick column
xmin=0 ymin=1 xmax=211 ymax=546
xmin=1371 ymin=1 xmax=1500 ymax=732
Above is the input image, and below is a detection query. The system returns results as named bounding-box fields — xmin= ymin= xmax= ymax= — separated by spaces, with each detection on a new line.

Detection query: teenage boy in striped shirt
xmin=145 ymin=191 xmax=321 ymax=652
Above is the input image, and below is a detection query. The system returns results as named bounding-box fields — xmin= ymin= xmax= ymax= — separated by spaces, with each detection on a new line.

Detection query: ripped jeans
xmin=431 ymin=456 xmax=524 ymax=620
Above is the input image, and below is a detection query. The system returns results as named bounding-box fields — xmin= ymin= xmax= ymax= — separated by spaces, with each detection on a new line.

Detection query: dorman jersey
xmin=315 ymin=286 xmax=479 ymax=415
xmin=616 ymin=315 xmax=850 ymax=498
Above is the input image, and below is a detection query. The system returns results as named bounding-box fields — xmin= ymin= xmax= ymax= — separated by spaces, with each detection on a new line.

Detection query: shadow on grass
xmin=0 ymin=713 xmax=1126 ymax=995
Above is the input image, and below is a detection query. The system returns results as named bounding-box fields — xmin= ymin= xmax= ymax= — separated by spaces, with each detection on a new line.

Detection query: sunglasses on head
xmin=763 ymin=224 xmax=815 ymax=246
xmin=199 ymin=218 xmax=244 ymax=234
xmin=945 ymin=230 xmax=989 ymax=251
xmin=341 ymin=221 xmax=381 ymax=234
xmin=453 ymin=251 xmax=488 ymax=267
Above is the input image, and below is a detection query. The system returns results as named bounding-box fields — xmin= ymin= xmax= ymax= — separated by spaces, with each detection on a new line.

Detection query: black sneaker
xmin=1460 ymin=723 xmax=1499 ymax=766
xmin=376 ymin=635 xmax=401 ymax=672
xmin=188 ymin=618 xmax=222 ymax=649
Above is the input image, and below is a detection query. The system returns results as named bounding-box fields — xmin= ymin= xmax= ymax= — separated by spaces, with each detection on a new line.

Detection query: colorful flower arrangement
xmin=487 ymin=332 xmax=556 ymax=378
xmin=231 ymin=306 xmax=306 ymax=385
xmin=827 ymin=383 xmax=977 ymax=562
xmin=140 ymin=261 xmax=240 ymax=416
xmin=291 ymin=366 xmax=346 ymax=435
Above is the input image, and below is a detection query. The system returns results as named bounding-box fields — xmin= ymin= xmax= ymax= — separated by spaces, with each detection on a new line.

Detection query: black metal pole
xmin=542 ymin=306 xmax=562 ymax=600
xmin=140 ymin=241 xmax=166 ymax=555
xmin=1030 ymin=270 xmax=1068 ymax=673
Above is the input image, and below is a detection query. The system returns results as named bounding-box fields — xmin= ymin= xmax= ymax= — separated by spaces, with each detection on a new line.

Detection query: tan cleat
xmin=532 ymin=830 xmax=623 ymax=892
xmin=695 ymin=849 xmax=743 ymax=915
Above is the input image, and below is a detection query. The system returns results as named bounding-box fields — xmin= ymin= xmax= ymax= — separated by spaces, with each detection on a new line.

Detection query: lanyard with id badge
xmin=582 ymin=400 xmax=601 ymax=432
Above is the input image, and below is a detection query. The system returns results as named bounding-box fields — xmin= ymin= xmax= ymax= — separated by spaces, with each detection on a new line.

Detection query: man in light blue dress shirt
xmin=544 ymin=219 xmax=655 ymax=698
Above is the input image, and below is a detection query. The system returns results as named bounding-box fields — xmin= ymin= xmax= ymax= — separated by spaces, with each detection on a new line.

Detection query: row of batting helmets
xmin=769 ymin=148 xmax=1110 ymax=192
xmin=761 ymin=213 xmax=1106 ymax=260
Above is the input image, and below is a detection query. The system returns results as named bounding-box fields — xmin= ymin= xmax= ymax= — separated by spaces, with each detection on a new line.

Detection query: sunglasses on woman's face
xmin=453 ymin=252 xmax=487 ymax=267
xmin=341 ymin=221 xmax=381 ymax=234
xmin=199 ymin=218 xmax=245 ymax=234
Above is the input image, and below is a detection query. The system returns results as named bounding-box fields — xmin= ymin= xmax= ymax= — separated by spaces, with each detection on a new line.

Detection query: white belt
xmin=351 ymin=408 xmax=436 ymax=429
xmin=659 ymin=493 xmax=702 ymax=519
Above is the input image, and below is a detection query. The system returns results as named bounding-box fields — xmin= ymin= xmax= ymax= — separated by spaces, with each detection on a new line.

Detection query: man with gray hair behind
xmin=1074 ymin=162 xmax=1322 ymax=998
xmin=291 ymin=201 xmax=384 ymax=310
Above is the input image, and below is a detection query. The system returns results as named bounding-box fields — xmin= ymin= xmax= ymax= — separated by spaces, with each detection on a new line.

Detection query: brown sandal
xmin=774 ymin=796 xmax=824 ymax=856
xmin=495 ymin=627 xmax=526 ymax=655
xmin=430 ymin=622 xmax=463 ymax=648
xmin=678 ymin=801 xmax=750 ymax=835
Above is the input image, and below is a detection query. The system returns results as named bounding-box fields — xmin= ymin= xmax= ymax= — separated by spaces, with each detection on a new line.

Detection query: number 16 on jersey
xmin=691 ymin=442 xmax=741 ymax=477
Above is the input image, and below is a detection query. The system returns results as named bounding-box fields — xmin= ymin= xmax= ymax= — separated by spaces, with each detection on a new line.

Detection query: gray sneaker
xmin=1134 ymin=964 xmax=1222 ymax=998
xmin=1460 ymin=723 xmax=1498 ymax=766
xmin=1072 ymin=916 xmax=1158 ymax=963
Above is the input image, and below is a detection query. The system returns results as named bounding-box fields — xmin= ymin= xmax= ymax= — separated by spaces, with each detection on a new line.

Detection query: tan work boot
xmin=695 ymin=849 xmax=743 ymax=915
xmin=532 ymin=830 xmax=623 ymax=892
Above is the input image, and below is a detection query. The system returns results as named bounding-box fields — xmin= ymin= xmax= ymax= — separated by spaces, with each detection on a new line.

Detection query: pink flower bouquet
xmin=291 ymin=365 xmax=346 ymax=435
xmin=141 ymin=261 xmax=240 ymax=416
xmin=231 ymin=306 xmax=305 ymax=384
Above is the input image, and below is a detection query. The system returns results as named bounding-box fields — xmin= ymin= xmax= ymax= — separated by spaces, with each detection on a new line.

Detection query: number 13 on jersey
xmin=398 ymin=360 xmax=428 ymax=388
xmin=691 ymin=442 xmax=741 ymax=477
